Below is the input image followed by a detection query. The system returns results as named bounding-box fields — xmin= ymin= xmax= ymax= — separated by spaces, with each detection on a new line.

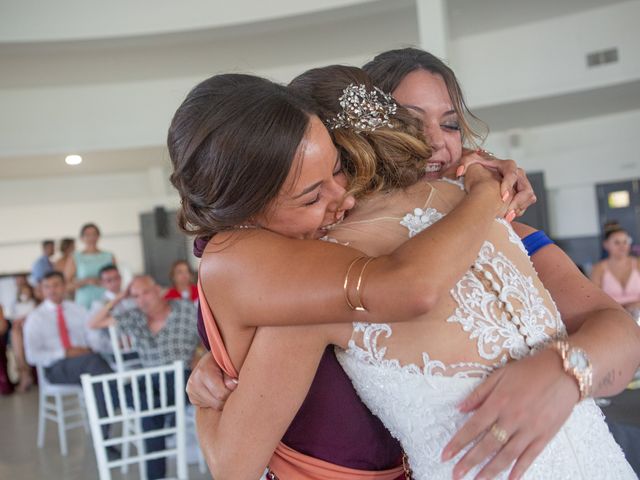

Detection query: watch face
xmin=568 ymin=349 xmax=589 ymax=372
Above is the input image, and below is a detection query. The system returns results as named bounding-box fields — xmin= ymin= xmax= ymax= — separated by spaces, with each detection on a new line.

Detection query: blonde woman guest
xmin=54 ymin=237 xmax=75 ymax=272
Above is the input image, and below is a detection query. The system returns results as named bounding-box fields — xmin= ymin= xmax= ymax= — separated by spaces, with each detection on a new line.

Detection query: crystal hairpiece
xmin=327 ymin=83 xmax=398 ymax=133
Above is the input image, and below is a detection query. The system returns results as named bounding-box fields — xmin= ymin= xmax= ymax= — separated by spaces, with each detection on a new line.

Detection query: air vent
xmin=586 ymin=48 xmax=619 ymax=67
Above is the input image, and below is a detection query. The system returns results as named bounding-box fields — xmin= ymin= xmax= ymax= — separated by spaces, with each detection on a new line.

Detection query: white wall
xmin=450 ymin=1 xmax=640 ymax=107
xmin=0 ymin=169 xmax=180 ymax=275
xmin=484 ymin=108 xmax=640 ymax=238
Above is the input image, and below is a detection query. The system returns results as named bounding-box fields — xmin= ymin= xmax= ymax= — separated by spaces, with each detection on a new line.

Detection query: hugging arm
xmin=195 ymin=324 xmax=335 ymax=480
xmin=203 ymin=166 xmax=508 ymax=329
xmin=443 ymin=222 xmax=640 ymax=480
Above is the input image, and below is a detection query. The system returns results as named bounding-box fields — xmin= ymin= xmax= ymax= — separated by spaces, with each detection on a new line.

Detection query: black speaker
xmin=154 ymin=206 xmax=169 ymax=238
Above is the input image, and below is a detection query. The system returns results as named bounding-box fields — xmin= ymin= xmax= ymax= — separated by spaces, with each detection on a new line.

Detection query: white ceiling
xmin=0 ymin=146 xmax=169 ymax=180
xmin=447 ymin=0 xmax=632 ymax=38
xmin=473 ymin=79 xmax=640 ymax=132
xmin=0 ymin=0 xmax=636 ymax=179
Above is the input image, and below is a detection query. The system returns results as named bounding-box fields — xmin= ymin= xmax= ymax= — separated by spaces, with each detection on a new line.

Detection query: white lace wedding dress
xmin=326 ymin=179 xmax=635 ymax=480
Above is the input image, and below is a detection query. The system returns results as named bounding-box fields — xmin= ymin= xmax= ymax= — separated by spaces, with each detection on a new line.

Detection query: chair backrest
xmin=35 ymin=363 xmax=51 ymax=390
xmin=81 ymin=361 xmax=187 ymax=480
xmin=108 ymin=325 xmax=142 ymax=372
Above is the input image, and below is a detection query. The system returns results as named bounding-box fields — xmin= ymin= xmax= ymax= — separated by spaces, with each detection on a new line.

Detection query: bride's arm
xmin=442 ymin=223 xmax=640 ymax=480
xmin=204 ymin=165 xmax=508 ymax=328
xmin=195 ymin=324 xmax=342 ymax=479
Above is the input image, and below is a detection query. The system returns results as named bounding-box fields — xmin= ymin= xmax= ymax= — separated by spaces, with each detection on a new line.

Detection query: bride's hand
xmin=441 ymin=348 xmax=580 ymax=480
xmin=456 ymin=149 xmax=536 ymax=222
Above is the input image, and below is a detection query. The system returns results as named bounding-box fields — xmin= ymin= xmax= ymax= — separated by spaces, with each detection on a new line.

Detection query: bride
xmin=170 ymin=68 xmax=638 ymax=479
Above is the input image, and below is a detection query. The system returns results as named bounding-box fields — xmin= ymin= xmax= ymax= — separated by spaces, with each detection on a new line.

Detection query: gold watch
xmin=551 ymin=340 xmax=593 ymax=401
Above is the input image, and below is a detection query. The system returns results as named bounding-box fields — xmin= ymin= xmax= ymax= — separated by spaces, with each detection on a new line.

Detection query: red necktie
xmin=56 ymin=304 xmax=72 ymax=350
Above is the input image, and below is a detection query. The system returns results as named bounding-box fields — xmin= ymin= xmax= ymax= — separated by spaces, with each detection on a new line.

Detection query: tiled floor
xmin=0 ymin=388 xmax=211 ymax=479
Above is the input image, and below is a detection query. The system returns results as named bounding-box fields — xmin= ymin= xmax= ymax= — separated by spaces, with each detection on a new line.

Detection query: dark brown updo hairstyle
xmin=363 ymin=47 xmax=486 ymax=148
xmin=603 ymin=221 xmax=630 ymax=241
xmin=289 ymin=65 xmax=430 ymax=199
xmin=168 ymin=74 xmax=315 ymax=237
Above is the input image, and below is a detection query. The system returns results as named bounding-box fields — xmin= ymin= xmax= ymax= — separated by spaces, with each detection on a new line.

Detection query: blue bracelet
xmin=522 ymin=230 xmax=554 ymax=256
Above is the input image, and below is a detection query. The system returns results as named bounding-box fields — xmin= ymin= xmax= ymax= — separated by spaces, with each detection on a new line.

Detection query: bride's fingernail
xmin=501 ymin=191 xmax=510 ymax=202
xmin=456 ymin=165 xmax=465 ymax=177
xmin=506 ymin=210 xmax=516 ymax=223
xmin=441 ymin=448 xmax=452 ymax=461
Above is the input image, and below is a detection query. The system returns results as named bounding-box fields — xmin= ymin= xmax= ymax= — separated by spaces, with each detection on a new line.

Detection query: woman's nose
xmin=328 ymin=180 xmax=355 ymax=216
xmin=425 ymin=124 xmax=445 ymax=150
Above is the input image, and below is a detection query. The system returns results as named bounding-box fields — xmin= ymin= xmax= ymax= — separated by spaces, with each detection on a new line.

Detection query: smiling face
xmin=255 ymin=116 xmax=355 ymax=240
xmin=391 ymin=69 xmax=463 ymax=180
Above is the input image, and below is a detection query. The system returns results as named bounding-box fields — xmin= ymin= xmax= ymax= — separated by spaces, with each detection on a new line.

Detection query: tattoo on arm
xmin=596 ymin=369 xmax=616 ymax=392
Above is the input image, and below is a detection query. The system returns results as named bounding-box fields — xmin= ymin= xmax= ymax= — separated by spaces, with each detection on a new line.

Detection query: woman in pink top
xmin=592 ymin=226 xmax=640 ymax=311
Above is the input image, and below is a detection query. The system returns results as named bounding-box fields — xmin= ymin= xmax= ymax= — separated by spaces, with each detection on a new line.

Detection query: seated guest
xmin=9 ymin=281 xmax=38 ymax=392
xmin=24 ymin=271 xmax=112 ymax=400
xmin=164 ymin=260 xmax=198 ymax=302
xmin=90 ymin=275 xmax=201 ymax=480
xmin=592 ymin=226 xmax=640 ymax=314
xmin=87 ymin=264 xmax=136 ymax=354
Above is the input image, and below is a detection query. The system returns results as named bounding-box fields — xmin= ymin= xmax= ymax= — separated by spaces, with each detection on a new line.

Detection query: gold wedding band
xmin=490 ymin=423 xmax=509 ymax=444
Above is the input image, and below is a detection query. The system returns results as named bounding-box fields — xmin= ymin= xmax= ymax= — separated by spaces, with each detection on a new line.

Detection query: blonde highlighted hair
xmin=289 ymin=65 xmax=431 ymax=199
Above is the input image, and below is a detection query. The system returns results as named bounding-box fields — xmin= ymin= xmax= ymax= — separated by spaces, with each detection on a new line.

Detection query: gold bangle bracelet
xmin=354 ymin=257 xmax=375 ymax=311
xmin=343 ymin=256 xmax=368 ymax=311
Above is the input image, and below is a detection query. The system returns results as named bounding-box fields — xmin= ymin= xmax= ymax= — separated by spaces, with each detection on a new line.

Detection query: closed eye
xmin=304 ymin=194 xmax=321 ymax=206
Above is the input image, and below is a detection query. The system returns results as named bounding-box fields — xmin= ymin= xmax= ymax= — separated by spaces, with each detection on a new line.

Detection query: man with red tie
xmin=24 ymin=271 xmax=112 ymax=389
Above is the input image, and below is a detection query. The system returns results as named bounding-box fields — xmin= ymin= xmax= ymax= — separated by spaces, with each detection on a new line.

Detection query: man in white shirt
xmin=24 ymin=271 xmax=113 ymax=411
xmin=87 ymin=264 xmax=136 ymax=354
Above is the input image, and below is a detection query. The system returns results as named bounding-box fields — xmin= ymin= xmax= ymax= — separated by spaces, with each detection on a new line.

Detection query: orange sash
xmin=197 ymin=280 xmax=404 ymax=480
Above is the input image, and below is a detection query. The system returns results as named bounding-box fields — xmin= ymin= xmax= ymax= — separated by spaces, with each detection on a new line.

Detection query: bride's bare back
xmin=327 ymin=178 xmax=565 ymax=375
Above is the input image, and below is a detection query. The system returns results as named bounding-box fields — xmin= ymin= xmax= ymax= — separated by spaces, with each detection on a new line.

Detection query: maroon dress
xmin=194 ymin=238 xmax=402 ymax=471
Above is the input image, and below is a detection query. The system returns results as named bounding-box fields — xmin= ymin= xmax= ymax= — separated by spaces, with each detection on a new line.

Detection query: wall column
xmin=416 ymin=0 xmax=449 ymax=59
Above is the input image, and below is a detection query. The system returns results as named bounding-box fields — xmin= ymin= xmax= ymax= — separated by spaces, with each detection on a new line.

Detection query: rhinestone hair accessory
xmin=327 ymin=83 xmax=398 ymax=133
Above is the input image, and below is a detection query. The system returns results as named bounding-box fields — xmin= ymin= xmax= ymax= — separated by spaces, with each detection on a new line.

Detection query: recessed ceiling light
xmin=65 ymin=154 xmax=82 ymax=166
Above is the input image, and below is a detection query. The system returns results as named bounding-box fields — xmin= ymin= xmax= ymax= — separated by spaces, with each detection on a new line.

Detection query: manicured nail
xmin=453 ymin=467 xmax=467 ymax=480
xmin=231 ymin=378 xmax=239 ymax=384
xmin=501 ymin=191 xmax=510 ymax=202
xmin=441 ymin=448 xmax=452 ymax=461
xmin=506 ymin=210 xmax=516 ymax=223
xmin=456 ymin=165 xmax=465 ymax=177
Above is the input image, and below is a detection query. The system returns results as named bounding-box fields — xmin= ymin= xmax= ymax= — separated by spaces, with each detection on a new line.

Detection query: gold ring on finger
xmin=490 ymin=423 xmax=509 ymax=444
